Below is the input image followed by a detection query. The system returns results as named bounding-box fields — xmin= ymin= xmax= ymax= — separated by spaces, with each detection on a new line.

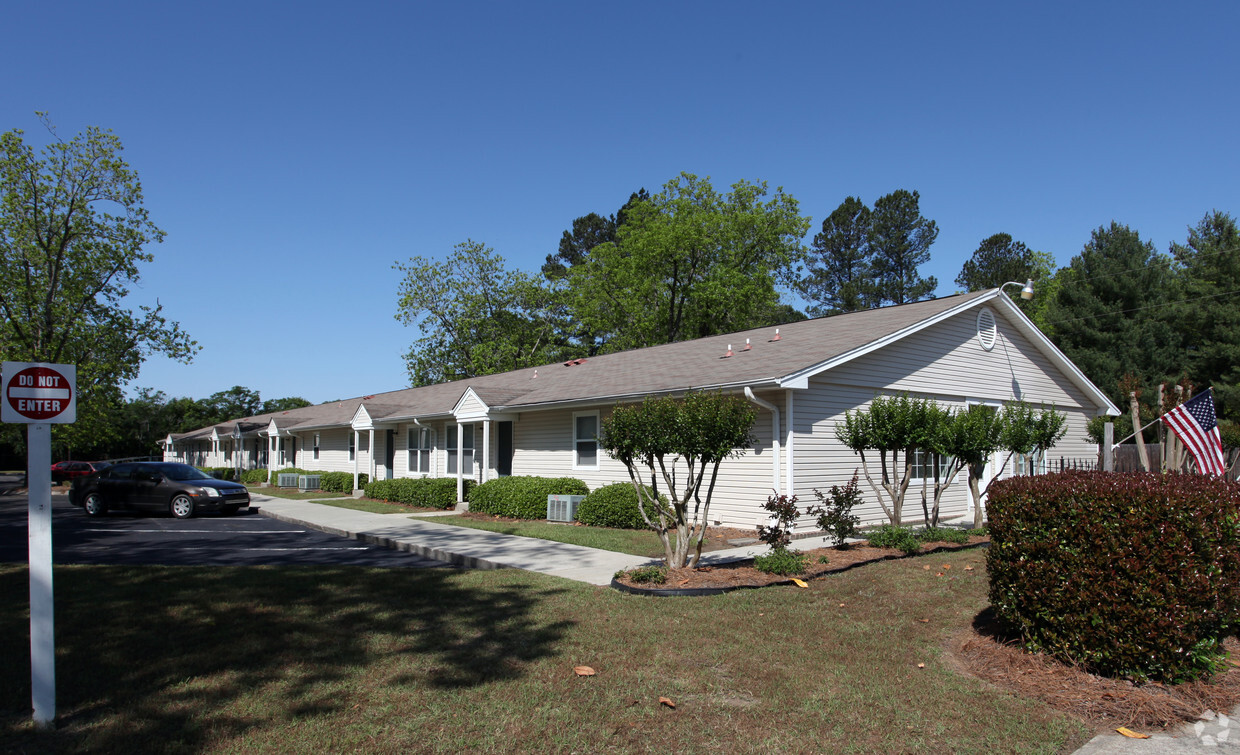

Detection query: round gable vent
xmin=976 ymin=308 xmax=997 ymax=351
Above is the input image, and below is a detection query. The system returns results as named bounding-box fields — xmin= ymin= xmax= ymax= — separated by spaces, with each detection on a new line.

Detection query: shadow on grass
xmin=0 ymin=564 xmax=571 ymax=750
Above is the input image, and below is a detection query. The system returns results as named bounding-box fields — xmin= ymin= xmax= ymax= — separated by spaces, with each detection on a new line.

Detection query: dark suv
xmin=69 ymin=462 xmax=250 ymax=519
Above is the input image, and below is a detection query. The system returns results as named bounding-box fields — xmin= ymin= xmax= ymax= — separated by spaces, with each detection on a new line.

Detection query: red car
xmin=51 ymin=461 xmax=110 ymax=484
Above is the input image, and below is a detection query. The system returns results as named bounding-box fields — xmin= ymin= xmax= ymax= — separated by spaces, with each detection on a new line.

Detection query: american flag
xmin=1162 ymin=388 xmax=1227 ymax=476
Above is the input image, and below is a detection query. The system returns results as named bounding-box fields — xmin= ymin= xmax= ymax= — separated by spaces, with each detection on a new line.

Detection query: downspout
xmin=785 ymin=389 xmax=795 ymax=496
xmin=743 ymin=387 xmax=781 ymax=495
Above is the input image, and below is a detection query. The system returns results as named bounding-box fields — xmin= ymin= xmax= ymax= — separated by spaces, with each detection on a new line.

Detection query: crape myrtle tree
xmin=394 ymin=240 xmax=569 ymax=386
xmin=567 ymin=173 xmax=810 ymax=353
xmin=599 ymin=391 xmax=757 ymax=568
xmin=837 ymin=395 xmax=1067 ymax=528
xmin=0 ymin=114 xmax=197 ymax=454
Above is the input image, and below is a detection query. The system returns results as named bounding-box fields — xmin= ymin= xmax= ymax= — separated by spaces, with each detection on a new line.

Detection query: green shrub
xmin=754 ymin=549 xmax=809 ymax=575
xmin=619 ymin=565 xmax=667 ymax=584
xmin=468 ymin=476 xmax=589 ymax=519
xmin=240 ymin=468 xmax=269 ymax=484
xmin=864 ymin=524 xmax=922 ymax=555
xmin=808 ymin=473 xmax=863 ymax=546
xmin=317 ymin=471 xmax=355 ymax=493
xmin=577 ymin=482 xmax=665 ymax=529
xmin=196 ymin=466 xmax=237 ymax=481
xmin=918 ymin=526 xmax=969 ymax=545
xmin=987 ymin=471 xmax=1240 ymax=682
xmin=363 ymin=477 xmax=471 ymax=509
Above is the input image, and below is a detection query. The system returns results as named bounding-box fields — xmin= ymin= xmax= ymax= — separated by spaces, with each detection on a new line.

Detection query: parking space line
xmin=79 ymin=529 xmax=308 ymax=534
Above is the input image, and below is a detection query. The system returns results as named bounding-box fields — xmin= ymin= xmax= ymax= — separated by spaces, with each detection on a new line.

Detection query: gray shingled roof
xmin=173 ymin=290 xmax=1110 ymax=439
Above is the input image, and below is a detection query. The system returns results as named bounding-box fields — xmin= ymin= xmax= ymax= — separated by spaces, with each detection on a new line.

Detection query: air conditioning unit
xmin=298 ymin=475 xmax=320 ymax=491
xmin=277 ymin=473 xmax=299 ymax=487
xmin=547 ymin=494 xmax=585 ymax=523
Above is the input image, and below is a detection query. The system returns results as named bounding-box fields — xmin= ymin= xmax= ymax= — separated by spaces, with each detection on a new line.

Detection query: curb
xmin=612 ymin=541 xmax=989 ymax=597
xmin=256 ymin=507 xmax=508 ymax=571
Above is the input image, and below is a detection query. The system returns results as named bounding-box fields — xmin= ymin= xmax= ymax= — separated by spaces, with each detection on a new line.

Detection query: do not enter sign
xmin=2 ymin=362 xmax=76 ymax=424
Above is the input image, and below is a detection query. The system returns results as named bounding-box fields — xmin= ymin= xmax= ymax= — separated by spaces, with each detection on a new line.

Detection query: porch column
xmin=456 ymin=423 xmax=464 ymax=503
xmin=482 ymin=420 xmax=491 ymax=484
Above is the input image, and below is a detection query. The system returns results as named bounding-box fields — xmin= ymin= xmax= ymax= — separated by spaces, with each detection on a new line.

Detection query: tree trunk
xmin=1131 ymin=391 xmax=1151 ymax=472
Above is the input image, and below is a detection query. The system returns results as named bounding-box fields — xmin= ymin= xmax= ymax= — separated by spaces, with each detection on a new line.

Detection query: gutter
xmin=744 ymin=387 xmax=781 ymax=495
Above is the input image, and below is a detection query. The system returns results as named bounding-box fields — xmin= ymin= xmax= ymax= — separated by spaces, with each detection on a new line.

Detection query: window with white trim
xmin=573 ymin=412 xmax=599 ymax=470
xmin=447 ymin=424 xmax=474 ymax=475
xmin=313 ymin=433 xmax=320 ymax=460
xmin=408 ymin=426 xmax=433 ymax=475
xmin=908 ymin=449 xmax=954 ymax=481
xmin=1015 ymin=450 xmax=1046 ymax=476
xmin=348 ymin=433 xmax=355 ymax=461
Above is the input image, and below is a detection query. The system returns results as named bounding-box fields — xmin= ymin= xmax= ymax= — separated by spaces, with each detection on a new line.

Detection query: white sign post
xmin=2 ymin=361 xmax=77 ymax=730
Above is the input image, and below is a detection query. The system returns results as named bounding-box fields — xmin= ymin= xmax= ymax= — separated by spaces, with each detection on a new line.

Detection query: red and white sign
xmin=2 ymin=362 xmax=76 ymax=424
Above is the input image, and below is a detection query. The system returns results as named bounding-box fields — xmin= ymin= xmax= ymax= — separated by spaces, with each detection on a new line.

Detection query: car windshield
xmin=157 ymin=464 xmax=214 ymax=481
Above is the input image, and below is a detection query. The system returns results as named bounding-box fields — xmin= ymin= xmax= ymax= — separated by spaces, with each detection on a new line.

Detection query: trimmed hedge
xmin=363 ymin=477 xmax=471 ymax=509
xmin=987 ymin=470 xmax=1240 ymax=682
xmin=240 ymin=468 xmax=269 ymax=484
xmin=197 ymin=466 xmax=237 ymax=481
xmin=469 ymin=476 xmax=589 ymax=519
xmin=577 ymin=482 xmax=666 ymax=529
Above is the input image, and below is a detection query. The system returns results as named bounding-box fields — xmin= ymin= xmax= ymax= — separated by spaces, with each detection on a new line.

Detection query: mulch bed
xmin=612 ymin=535 xmax=989 ymax=591
xmin=949 ymin=612 xmax=1240 ymax=731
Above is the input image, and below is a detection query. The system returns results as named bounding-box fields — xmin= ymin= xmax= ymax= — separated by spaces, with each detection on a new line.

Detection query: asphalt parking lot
xmin=0 ymin=475 xmax=454 ymax=568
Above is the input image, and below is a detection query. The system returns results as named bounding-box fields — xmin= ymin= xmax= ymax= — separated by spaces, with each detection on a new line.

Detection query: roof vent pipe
xmin=743 ymin=387 xmax=781 ymax=495
xmin=771 ymin=328 xmax=782 ymax=342
xmin=724 ymin=344 xmax=734 ymax=358
xmin=742 ymin=338 xmax=751 ymax=351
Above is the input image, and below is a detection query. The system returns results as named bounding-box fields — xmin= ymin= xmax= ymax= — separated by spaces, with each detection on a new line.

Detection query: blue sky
xmin=4 ymin=1 xmax=1237 ymax=405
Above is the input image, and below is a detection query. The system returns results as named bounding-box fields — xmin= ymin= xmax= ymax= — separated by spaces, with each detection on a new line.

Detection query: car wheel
xmin=83 ymin=493 xmax=107 ymax=517
xmin=170 ymin=494 xmax=195 ymax=519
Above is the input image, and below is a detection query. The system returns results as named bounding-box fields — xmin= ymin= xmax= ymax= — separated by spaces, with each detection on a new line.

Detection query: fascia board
xmin=350 ymin=404 xmax=373 ymax=431
xmin=493 ymin=378 xmax=784 ymax=414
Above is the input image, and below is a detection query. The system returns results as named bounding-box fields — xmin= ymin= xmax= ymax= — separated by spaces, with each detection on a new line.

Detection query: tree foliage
xmin=0 ymin=114 xmax=197 ymax=446
xmin=541 ymin=189 xmax=648 ymax=281
xmin=599 ymin=391 xmax=757 ymax=568
xmin=1168 ymin=211 xmax=1240 ymax=418
xmin=1044 ymin=222 xmax=1182 ymax=408
xmin=566 ymin=173 xmax=810 ymax=353
xmin=955 ymin=233 xmax=1057 ymax=326
xmin=799 ymin=196 xmax=875 ymax=315
xmin=868 ymin=189 xmax=938 ymax=305
xmin=394 ymin=240 xmax=568 ymax=386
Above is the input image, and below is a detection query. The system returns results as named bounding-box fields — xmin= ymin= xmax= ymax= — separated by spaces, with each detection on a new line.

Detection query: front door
xmin=385 ymin=430 xmax=395 ymax=480
xmin=497 ymin=421 xmax=513 ymax=476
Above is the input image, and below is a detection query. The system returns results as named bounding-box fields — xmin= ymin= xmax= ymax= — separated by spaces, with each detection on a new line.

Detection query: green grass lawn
xmin=419 ymin=514 xmax=745 ymax=558
xmin=0 ymin=552 xmax=1089 ymax=753
xmin=314 ymin=498 xmax=450 ymax=515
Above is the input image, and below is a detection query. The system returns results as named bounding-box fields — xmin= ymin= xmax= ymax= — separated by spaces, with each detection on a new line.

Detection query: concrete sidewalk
xmin=251 ymin=494 xmax=816 ymax=585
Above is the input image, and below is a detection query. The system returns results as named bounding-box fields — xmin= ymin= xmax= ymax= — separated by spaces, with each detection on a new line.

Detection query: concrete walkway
xmin=250 ymin=493 xmax=824 ymax=585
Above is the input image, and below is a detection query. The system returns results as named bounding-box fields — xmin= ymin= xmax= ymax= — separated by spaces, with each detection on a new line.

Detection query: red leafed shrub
xmin=987 ymin=470 xmax=1240 ymax=682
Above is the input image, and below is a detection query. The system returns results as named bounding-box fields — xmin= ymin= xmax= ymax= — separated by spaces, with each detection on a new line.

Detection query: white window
xmin=446 ymin=424 xmax=474 ymax=475
xmin=909 ymin=449 xmax=953 ymax=481
xmin=313 ymin=433 xmax=320 ymax=460
xmin=1015 ymin=450 xmax=1045 ymax=476
xmin=349 ymin=433 xmax=355 ymax=461
xmin=573 ymin=412 xmax=599 ymax=470
xmin=408 ymin=427 xmax=433 ymax=475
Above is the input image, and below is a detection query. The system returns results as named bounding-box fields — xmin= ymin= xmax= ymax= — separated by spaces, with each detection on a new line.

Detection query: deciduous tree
xmin=0 ymin=114 xmax=196 ymax=448
xmin=599 ymin=391 xmax=757 ymax=568
xmin=567 ymin=173 xmax=809 ymax=352
xmin=394 ymin=240 xmax=568 ymax=386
